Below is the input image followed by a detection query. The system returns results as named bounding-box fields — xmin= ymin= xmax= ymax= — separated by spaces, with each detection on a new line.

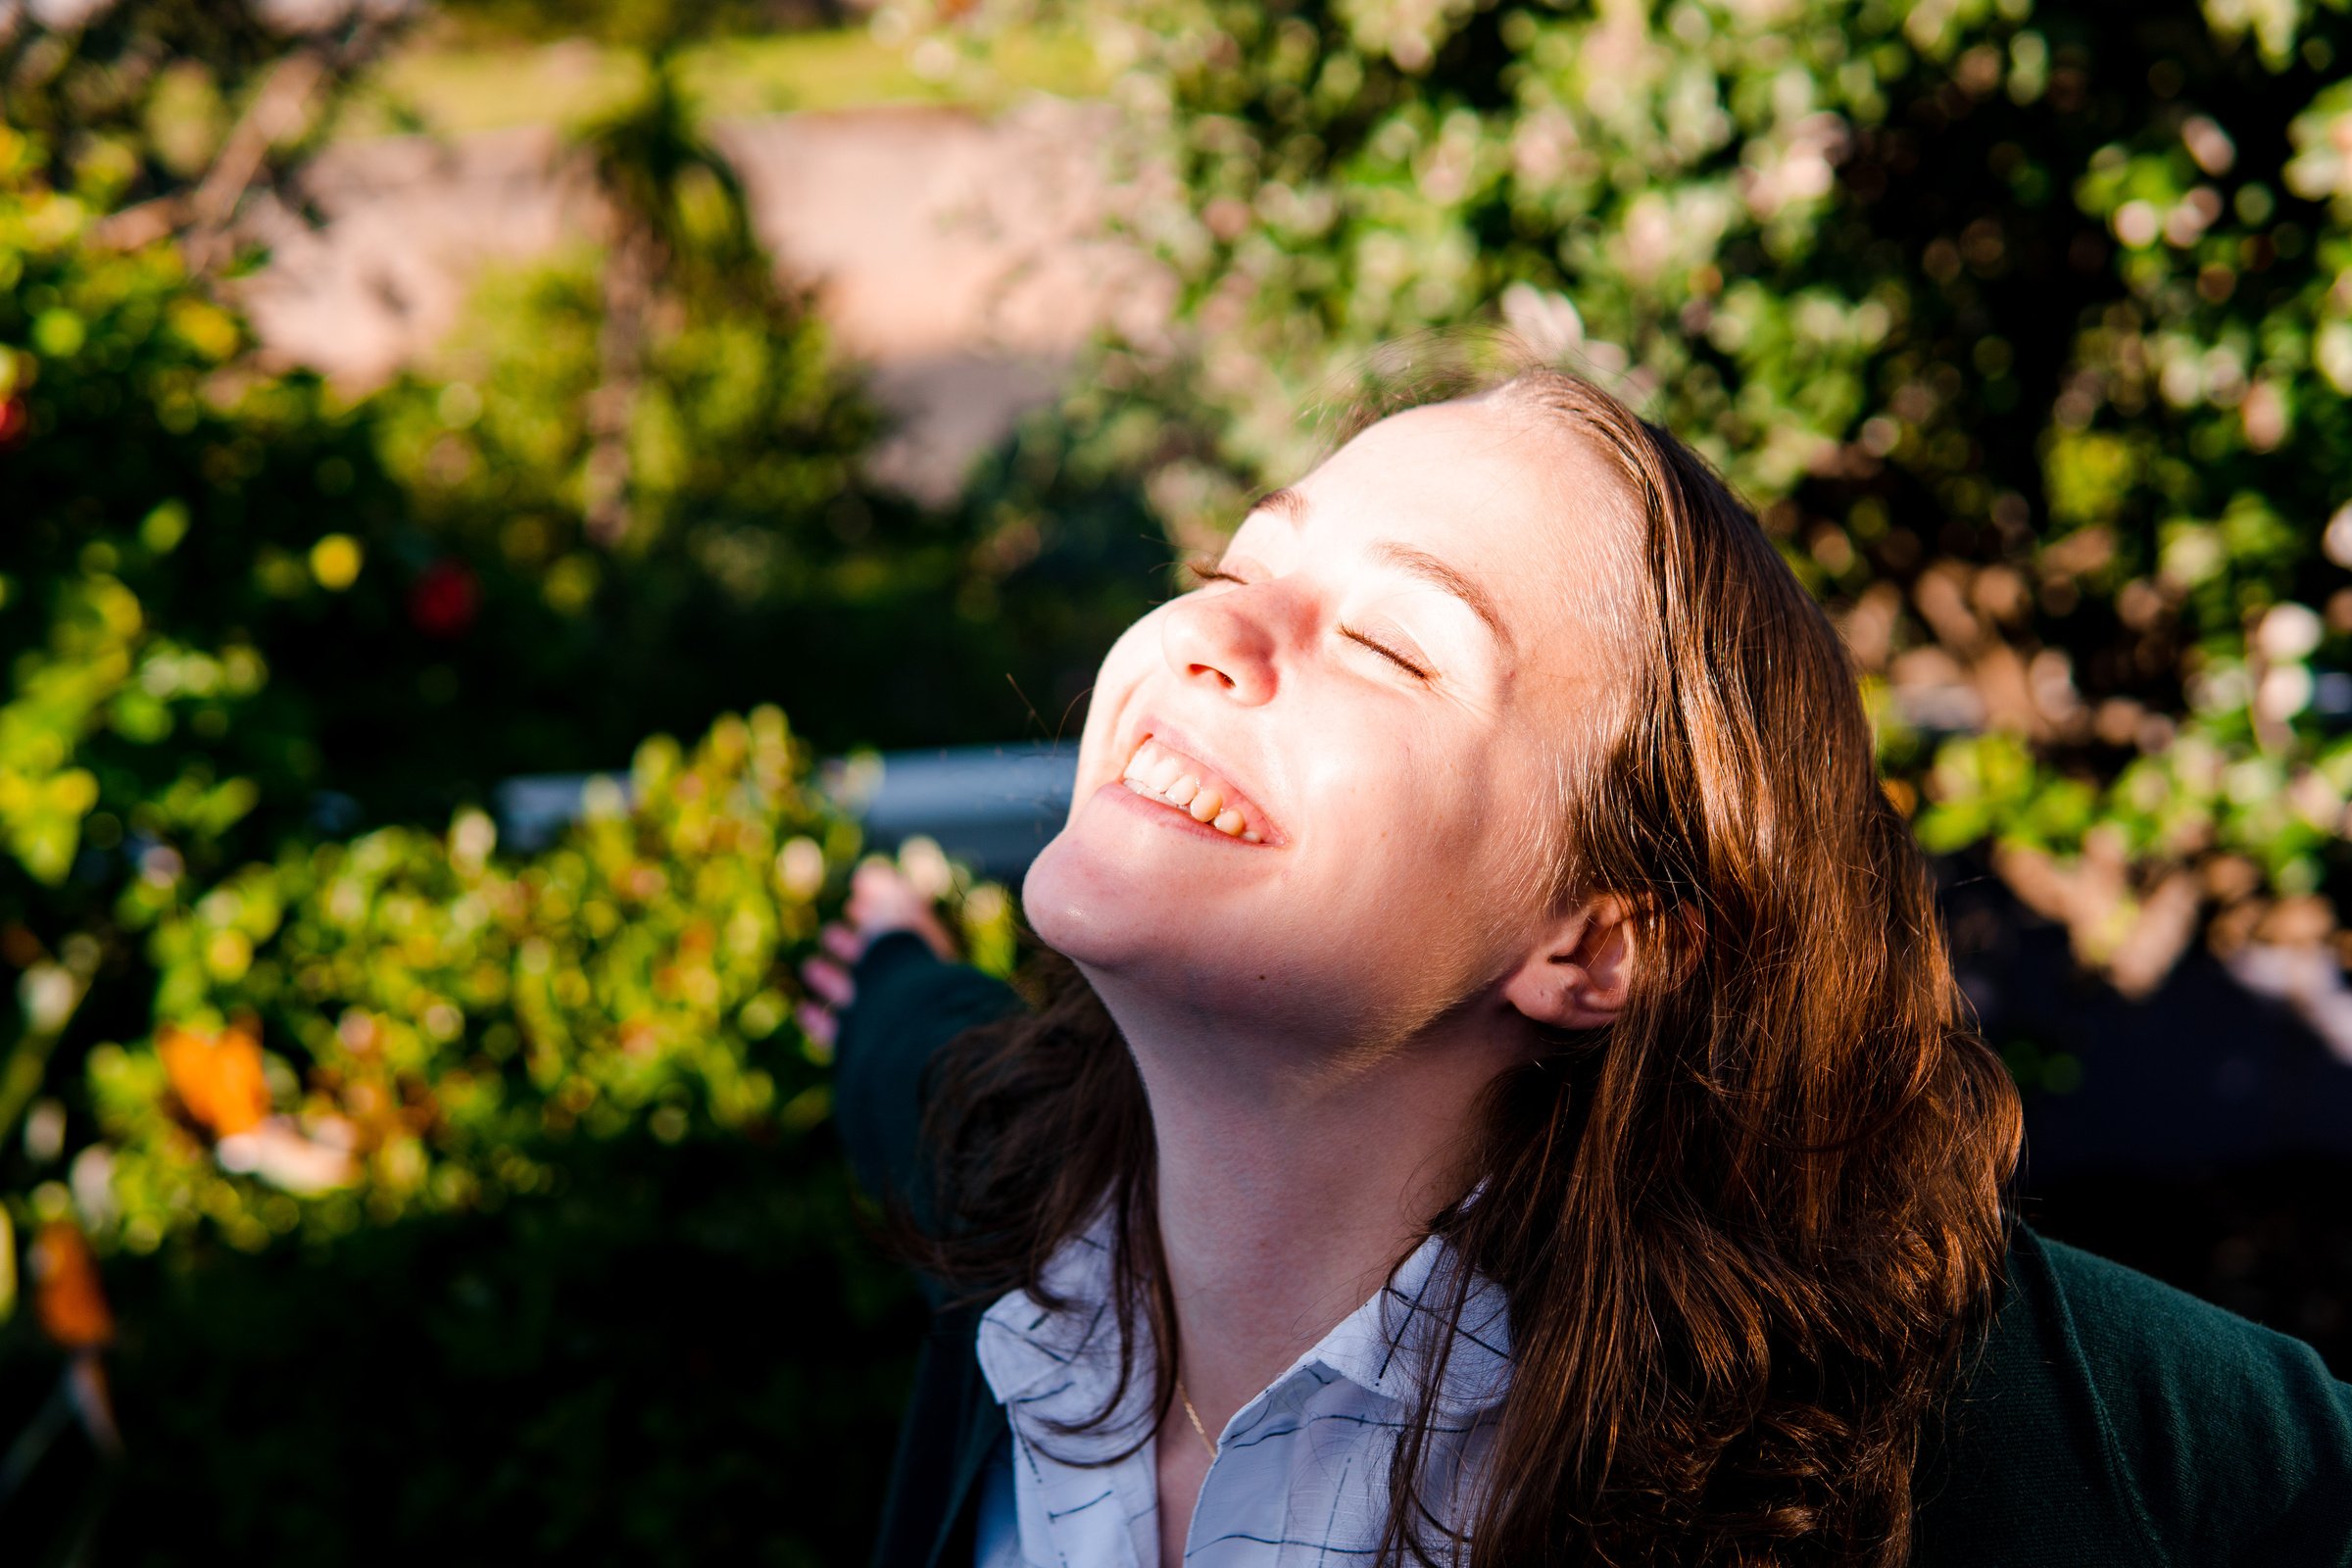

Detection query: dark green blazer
xmin=838 ymin=932 xmax=2352 ymax=1568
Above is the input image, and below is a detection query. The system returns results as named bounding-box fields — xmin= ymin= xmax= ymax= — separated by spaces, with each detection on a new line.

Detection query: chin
xmin=1021 ymin=794 xmax=1264 ymax=979
xmin=1019 ymin=819 xmax=1156 ymax=971
xmin=1022 ymin=825 xmax=1381 ymax=1044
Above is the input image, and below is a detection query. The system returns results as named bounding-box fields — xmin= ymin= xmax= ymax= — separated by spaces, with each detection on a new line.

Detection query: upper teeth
xmin=1121 ymin=736 xmax=1263 ymax=842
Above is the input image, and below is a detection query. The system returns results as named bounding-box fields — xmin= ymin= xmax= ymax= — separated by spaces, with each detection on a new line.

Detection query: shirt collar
xmin=1312 ymin=1224 xmax=1514 ymax=1416
xmin=973 ymin=1204 xmax=1156 ymax=1463
xmin=974 ymin=1200 xmax=1514 ymax=1443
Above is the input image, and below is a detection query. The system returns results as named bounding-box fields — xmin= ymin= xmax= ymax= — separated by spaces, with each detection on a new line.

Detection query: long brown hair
xmin=901 ymin=366 xmax=2022 ymax=1566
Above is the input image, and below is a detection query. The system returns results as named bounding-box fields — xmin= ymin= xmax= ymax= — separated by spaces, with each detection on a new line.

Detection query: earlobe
xmin=1500 ymin=897 xmax=1636 ymax=1031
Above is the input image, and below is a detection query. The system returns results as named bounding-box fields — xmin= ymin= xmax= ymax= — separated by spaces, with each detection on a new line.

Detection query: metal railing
xmin=492 ymin=741 xmax=1081 ymax=882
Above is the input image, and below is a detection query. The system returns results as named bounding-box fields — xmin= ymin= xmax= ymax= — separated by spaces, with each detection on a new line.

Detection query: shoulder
xmin=1915 ymin=1224 xmax=2352 ymax=1568
xmin=2024 ymin=1227 xmax=2342 ymax=1409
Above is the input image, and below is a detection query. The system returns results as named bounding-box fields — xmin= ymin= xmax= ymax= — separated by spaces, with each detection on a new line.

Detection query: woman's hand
xmin=797 ymin=859 xmax=959 ymax=1052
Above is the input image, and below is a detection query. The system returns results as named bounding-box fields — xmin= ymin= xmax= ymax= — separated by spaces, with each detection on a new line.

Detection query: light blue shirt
xmin=971 ymin=1202 xmax=1512 ymax=1566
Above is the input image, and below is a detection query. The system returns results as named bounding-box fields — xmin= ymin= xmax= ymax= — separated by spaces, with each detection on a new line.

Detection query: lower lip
xmin=1095 ymin=779 xmax=1270 ymax=847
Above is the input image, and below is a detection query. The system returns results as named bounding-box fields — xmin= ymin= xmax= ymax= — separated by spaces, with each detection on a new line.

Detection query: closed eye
xmin=1342 ymin=625 xmax=1433 ymax=681
xmin=1184 ymin=561 xmax=1247 ymax=588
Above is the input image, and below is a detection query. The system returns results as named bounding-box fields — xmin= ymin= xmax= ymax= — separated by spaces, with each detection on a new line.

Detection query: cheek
xmin=1359 ymin=735 xmax=1551 ymax=945
xmin=1300 ymin=727 xmax=1496 ymax=920
xmin=1098 ymin=604 xmax=1169 ymax=688
xmin=1069 ymin=611 xmax=1172 ymax=800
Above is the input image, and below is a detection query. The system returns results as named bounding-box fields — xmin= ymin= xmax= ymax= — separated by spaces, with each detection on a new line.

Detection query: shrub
xmin=4 ymin=704 xmax=1013 ymax=1564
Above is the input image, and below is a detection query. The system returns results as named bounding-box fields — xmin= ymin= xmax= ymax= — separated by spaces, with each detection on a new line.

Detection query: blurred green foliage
xmin=0 ymin=0 xmax=1141 ymax=1237
xmin=435 ymin=0 xmax=835 ymax=54
xmin=925 ymin=0 xmax=2352 ymax=990
xmin=2 ymin=708 xmax=1009 ymax=1563
xmin=0 ymin=1 xmax=335 ymax=168
xmin=0 ymin=2 xmax=1130 ymax=1557
xmin=83 ymin=708 xmax=1001 ymax=1256
xmin=332 ymin=26 xmax=1107 ymax=137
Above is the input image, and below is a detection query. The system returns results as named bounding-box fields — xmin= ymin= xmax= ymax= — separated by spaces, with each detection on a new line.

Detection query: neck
xmin=1091 ymin=979 xmax=1518 ymax=1440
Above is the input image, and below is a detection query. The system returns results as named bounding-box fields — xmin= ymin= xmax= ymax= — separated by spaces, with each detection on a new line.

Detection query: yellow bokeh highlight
xmin=309 ymin=534 xmax=364 ymax=591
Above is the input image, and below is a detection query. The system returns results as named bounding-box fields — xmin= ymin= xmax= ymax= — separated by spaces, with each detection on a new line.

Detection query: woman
xmin=801 ymin=367 xmax=2352 ymax=1566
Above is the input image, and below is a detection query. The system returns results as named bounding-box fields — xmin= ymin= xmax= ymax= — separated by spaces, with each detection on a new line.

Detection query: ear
xmin=1499 ymin=895 xmax=1638 ymax=1032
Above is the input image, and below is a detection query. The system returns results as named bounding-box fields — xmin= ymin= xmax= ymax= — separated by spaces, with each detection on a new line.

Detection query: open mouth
xmin=1119 ymin=733 xmax=1269 ymax=844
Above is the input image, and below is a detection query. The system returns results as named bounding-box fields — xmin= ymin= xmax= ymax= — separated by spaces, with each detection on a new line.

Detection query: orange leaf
xmin=32 ymin=1221 xmax=114 ymax=1350
xmin=161 ymin=1020 xmax=271 ymax=1137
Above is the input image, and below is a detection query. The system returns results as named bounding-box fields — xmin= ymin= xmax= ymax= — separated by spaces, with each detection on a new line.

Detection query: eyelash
xmin=1181 ymin=561 xmax=1434 ymax=681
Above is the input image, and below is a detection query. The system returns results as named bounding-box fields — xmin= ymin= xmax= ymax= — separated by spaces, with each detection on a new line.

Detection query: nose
xmin=1161 ymin=586 xmax=1281 ymax=706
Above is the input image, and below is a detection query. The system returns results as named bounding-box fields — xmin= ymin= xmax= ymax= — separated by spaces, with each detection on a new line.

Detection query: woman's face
xmin=1022 ymin=393 xmax=1640 ymax=1052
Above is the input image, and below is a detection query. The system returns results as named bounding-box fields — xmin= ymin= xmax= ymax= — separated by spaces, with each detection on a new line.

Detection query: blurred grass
xmin=328 ymin=25 xmax=1105 ymax=139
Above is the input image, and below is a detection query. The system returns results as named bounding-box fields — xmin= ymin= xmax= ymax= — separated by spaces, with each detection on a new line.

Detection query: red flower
xmin=409 ymin=559 xmax=480 ymax=638
xmin=0 ymin=396 xmax=28 ymax=450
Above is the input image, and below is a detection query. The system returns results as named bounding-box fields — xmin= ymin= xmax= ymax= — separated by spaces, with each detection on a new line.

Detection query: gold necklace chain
xmin=1173 ymin=1376 xmax=1219 ymax=1460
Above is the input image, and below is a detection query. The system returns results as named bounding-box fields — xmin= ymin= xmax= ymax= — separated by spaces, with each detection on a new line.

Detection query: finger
xmin=849 ymin=860 xmax=917 ymax=912
xmin=800 ymin=956 xmax=854 ymax=1007
xmin=820 ymin=923 xmax=863 ymax=963
xmin=796 ymin=1003 xmax=838 ymax=1050
xmin=849 ymin=890 xmax=923 ymax=937
xmin=851 ymin=858 xmax=908 ymax=901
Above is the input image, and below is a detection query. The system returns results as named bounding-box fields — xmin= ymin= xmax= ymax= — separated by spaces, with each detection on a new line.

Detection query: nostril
xmin=1164 ymin=597 xmax=1277 ymax=704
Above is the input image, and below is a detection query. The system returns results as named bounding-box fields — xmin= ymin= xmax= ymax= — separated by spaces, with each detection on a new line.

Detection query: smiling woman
xmin=804 ymin=366 xmax=2352 ymax=1568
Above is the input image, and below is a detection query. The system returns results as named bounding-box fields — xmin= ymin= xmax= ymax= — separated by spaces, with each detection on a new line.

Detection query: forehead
xmin=1278 ymin=395 xmax=1642 ymax=657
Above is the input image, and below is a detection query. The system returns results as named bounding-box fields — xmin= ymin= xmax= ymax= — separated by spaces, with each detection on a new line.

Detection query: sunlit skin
xmin=808 ymin=393 xmax=1651 ymax=1563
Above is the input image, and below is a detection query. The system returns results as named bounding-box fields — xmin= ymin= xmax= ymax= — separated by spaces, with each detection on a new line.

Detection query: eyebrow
xmin=1250 ymin=486 xmax=1312 ymax=526
xmin=1245 ymin=486 xmax=1514 ymax=656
